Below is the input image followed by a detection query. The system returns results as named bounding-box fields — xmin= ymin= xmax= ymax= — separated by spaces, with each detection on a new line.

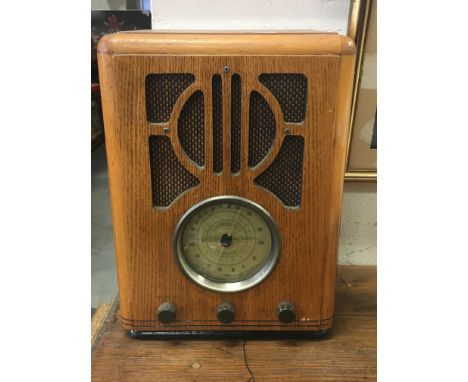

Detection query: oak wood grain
xmin=98 ymin=32 xmax=355 ymax=56
xmin=91 ymin=265 xmax=376 ymax=382
xmin=97 ymin=33 xmax=356 ymax=333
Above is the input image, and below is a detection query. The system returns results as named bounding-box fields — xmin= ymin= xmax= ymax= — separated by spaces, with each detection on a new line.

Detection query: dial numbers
xmin=180 ymin=202 xmax=272 ymax=283
xmin=175 ymin=196 xmax=281 ymax=292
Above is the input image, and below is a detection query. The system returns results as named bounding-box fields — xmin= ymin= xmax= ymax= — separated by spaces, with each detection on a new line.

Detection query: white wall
xmin=151 ymin=0 xmax=351 ymax=33
xmin=91 ymin=0 xmax=127 ymax=10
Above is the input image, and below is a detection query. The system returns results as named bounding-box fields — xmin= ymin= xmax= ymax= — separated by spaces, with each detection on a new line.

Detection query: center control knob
xmin=277 ymin=301 xmax=296 ymax=323
xmin=157 ymin=302 xmax=176 ymax=324
xmin=217 ymin=302 xmax=235 ymax=324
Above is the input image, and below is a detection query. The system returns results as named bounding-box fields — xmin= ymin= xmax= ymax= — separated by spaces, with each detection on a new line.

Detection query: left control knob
xmin=157 ymin=302 xmax=177 ymax=324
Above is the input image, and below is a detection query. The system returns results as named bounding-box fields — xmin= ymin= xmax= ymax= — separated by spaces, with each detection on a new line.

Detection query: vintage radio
xmin=97 ymin=32 xmax=355 ymax=337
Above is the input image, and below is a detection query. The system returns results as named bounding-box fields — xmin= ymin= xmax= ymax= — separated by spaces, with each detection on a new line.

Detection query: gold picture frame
xmin=345 ymin=0 xmax=377 ymax=182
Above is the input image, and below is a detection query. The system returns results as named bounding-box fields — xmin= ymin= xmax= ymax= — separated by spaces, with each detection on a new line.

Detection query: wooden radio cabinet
xmin=97 ymin=32 xmax=355 ymax=337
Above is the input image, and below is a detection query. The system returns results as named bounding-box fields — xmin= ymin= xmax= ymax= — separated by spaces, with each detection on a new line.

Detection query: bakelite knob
xmin=277 ymin=301 xmax=296 ymax=323
xmin=157 ymin=302 xmax=176 ymax=324
xmin=216 ymin=302 xmax=236 ymax=324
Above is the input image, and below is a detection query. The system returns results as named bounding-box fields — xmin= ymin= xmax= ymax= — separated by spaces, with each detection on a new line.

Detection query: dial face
xmin=174 ymin=196 xmax=280 ymax=292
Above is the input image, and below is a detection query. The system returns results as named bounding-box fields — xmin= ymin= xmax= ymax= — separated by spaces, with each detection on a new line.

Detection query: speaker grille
xmin=231 ymin=74 xmax=241 ymax=173
xmin=212 ymin=75 xmax=223 ymax=173
xmin=249 ymin=91 xmax=276 ymax=167
xmin=259 ymin=74 xmax=307 ymax=123
xmin=147 ymin=73 xmax=306 ymax=209
xmin=178 ymin=90 xmax=205 ymax=167
xmin=146 ymin=73 xmax=195 ymax=123
xmin=149 ymin=135 xmax=200 ymax=207
xmin=254 ymin=136 xmax=305 ymax=208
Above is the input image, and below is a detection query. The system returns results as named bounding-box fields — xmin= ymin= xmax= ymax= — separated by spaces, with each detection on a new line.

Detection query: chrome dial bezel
xmin=173 ymin=196 xmax=281 ymax=293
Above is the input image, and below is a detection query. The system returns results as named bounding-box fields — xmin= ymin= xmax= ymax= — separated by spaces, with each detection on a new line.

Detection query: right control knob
xmin=277 ymin=301 xmax=296 ymax=323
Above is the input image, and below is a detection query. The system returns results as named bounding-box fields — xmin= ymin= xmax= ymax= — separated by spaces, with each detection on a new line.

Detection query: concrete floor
xmin=91 ymin=144 xmax=118 ymax=308
xmin=91 ymin=143 xmax=376 ymax=307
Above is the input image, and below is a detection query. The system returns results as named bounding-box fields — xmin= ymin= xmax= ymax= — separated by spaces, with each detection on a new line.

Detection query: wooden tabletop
xmin=92 ymin=265 xmax=376 ymax=381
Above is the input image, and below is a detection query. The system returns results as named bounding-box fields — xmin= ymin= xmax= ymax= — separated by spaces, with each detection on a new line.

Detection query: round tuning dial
xmin=277 ymin=301 xmax=296 ymax=323
xmin=157 ymin=302 xmax=176 ymax=324
xmin=216 ymin=302 xmax=236 ymax=324
xmin=174 ymin=196 xmax=281 ymax=293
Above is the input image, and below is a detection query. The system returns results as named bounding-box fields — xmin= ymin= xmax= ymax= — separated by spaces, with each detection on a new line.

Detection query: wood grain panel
xmin=98 ymin=32 xmax=355 ymax=56
xmin=97 ymin=33 xmax=356 ymax=333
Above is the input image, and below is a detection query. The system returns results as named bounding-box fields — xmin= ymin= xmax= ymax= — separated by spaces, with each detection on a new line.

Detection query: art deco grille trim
xmin=248 ymin=91 xmax=276 ymax=168
xmin=178 ymin=90 xmax=205 ymax=167
xmin=146 ymin=73 xmax=195 ymax=123
xmin=231 ymin=74 xmax=242 ymax=173
xmin=259 ymin=74 xmax=307 ymax=123
xmin=212 ymin=75 xmax=223 ymax=173
xmin=149 ymin=135 xmax=200 ymax=207
xmin=254 ymin=135 xmax=305 ymax=208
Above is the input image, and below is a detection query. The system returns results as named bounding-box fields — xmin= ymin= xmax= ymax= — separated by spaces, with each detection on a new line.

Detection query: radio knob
xmin=277 ymin=301 xmax=296 ymax=323
xmin=157 ymin=302 xmax=176 ymax=324
xmin=216 ymin=302 xmax=235 ymax=324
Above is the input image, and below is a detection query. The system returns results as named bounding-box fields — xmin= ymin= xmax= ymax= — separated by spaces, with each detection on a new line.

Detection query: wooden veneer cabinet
xmin=97 ymin=32 xmax=355 ymax=335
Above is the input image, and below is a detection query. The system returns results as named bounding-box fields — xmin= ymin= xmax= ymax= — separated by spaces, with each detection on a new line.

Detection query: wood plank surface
xmin=92 ymin=265 xmax=376 ymax=381
xmin=91 ymin=303 xmax=114 ymax=350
